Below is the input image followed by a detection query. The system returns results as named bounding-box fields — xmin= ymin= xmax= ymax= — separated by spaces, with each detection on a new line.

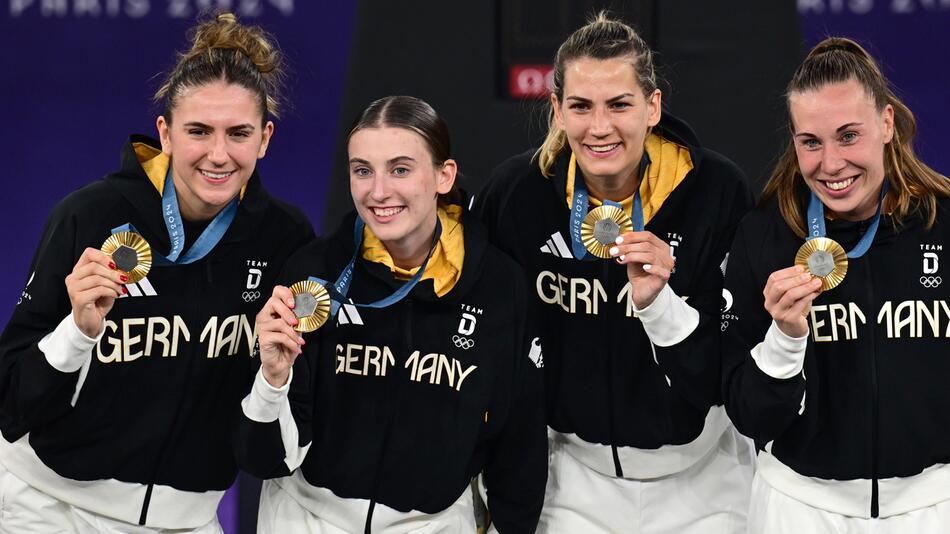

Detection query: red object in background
xmin=509 ymin=64 xmax=554 ymax=98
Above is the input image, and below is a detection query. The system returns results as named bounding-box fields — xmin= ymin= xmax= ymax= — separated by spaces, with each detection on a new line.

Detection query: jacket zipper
xmin=864 ymin=256 xmax=879 ymax=518
xmin=602 ymin=262 xmax=624 ymax=478
xmin=364 ymin=298 xmax=414 ymax=533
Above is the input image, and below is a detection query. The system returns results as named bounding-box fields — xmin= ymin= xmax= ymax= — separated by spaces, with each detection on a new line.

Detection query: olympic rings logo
xmin=242 ymin=291 xmax=261 ymax=302
xmin=920 ymin=276 xmax=942 ymax=288
xmin=452 ymin=335 xmax=475 ymax=350
xmin=721 ymin=320 xmax=729 ymax=332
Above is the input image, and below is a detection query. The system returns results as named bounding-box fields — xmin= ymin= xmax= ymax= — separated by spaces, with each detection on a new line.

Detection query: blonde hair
xmin=536 ymin=11 xmax=656 ymax=177
xmin=761 ymin=37 xmax=949 ymax=236
xmin=154 ymin=12 xmax=285 ymax=123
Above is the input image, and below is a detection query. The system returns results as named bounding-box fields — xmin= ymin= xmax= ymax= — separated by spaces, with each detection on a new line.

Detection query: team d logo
xmin=921 ymin=245 xmax=942 ymax=288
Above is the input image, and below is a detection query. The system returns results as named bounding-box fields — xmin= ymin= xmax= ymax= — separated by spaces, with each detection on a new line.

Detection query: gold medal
xmin=581 ymin=205 xmax=633 ymax=259
xmin=289 ymin=279 xmax=332 ymax=333
xmin=795 ymin=237 xmax=848 ymax=291
xmin=100 ymin=231 xmax=152 ymax=284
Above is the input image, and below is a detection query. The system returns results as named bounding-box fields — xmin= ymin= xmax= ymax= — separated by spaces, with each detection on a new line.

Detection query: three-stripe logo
xmin=539 ymin=232 xmax=572 ymax=258
xmin=119 ymin=276 xmax=158 ymax=298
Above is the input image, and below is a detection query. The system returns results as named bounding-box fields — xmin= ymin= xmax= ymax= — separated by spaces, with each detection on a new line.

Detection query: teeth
xmin=201 ymin=170 xmax=232 ymax=179
xmin=825 ymin=177 xmax=856 ymax=191
xmin=372 ymin=207 xmax=403 ymax=217
xmin=589 ymin=143 xmax=619 ymax=153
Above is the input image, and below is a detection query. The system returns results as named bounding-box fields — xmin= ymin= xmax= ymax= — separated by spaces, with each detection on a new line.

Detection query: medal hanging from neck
xmin=794 ymin=181 xmax=888 ymax=291
xmin=569 ymin=152 xmax=648 ymax=260
xmin=102 ymin=167 xmax=238 ymax=283
xmin=290 ymin=216 xmax=442 ymax=333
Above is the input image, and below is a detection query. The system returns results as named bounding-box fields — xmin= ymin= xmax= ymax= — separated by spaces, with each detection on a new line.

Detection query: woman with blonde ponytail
xmin=723 ymin=37 xmax=950 ymax=532
xmin=0 ymin=13 xmax=313 ymax=533
xmin=475 ymin=11 xmax=754 ymax=533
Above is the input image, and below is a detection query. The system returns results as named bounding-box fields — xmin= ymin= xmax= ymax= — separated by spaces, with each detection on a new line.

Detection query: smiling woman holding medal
xmin=722 ymin=37 xmax=950 ymax=532
xmin=0 ymin=13 xmax=313 ymax=533
xmin=475 ymin=12 xmax=754 ymax=534
xmin=236 ymin=95 xmax=547 ymax=533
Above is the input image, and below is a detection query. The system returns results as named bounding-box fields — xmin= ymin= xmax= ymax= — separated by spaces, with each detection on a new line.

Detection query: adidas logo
xmin=337 ymin=301 xmax=364 ymax=326
xmin=119 ymin=277 xmax=158 ymax=298
xmin=539 ymin=232 xmax=572 ymax=258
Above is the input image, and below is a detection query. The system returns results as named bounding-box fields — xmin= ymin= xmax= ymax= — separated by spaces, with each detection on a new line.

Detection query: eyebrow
xmin=795 ymin=122 xmax=863 ymax=138
xmin=348 ymin=156 xmax=417 ymax=166
xmin=565 ymin=93 xmax=637 ymax=104
xmin=182 ymin=121 xmax=256 ymax=132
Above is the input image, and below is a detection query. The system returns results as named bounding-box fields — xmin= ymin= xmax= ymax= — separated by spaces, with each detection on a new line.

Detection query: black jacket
xmin=723 ymin=190 xmax=950 ymax=518
xmin=236 ymin=208 xmax=547 ymax=533
xmin=475 ymin=113 xmax=752 ymax=478
xmin=0 ymin=135 xmax=314 ymax=527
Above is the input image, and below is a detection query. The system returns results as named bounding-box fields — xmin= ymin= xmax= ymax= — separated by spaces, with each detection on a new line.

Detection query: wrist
xmin=262 ymin=367 xmax=290 ymax=388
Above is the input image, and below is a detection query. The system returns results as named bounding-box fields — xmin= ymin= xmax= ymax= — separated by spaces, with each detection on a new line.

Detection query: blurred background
xmin=1 ymin=0 xmax=945 ymax=531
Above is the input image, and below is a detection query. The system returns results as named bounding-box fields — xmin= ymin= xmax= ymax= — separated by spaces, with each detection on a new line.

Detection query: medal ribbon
xmin=310 ymin=216 xmax=443 ymax=318
xmin=568 ymin=151 xmax=649 ymax=260
xmin=112 ymin=167 xmax=238 ymax=265
xmin=806 ymin=180 xmax=888 ymax=259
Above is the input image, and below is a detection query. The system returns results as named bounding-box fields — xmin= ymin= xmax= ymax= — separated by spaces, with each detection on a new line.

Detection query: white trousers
xmin=257 ymin=470 xmax=477 ymax=534
xmin=0 ymin=464 xmax=222 ymax=534
xmin=537 ymin=425 xmax=754 ymax=534
xmin=748 ymin=471 xmax=950 ymax=533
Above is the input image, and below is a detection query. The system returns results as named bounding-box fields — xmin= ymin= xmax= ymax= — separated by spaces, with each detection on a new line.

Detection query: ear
xmin=436 ymin=159 xmax=458 ymax=195
xmin=646 ymin=89 xmax=662 ymax=128
xmin=881 ymin=103 xmax=894 ymax=144
xmin=156 ymin=116 xmax=172 ymax=155
xmin=551 ymin=93 xmax=566 ymax=131
xmin=258 ymin=121 xmax=275 ymax=158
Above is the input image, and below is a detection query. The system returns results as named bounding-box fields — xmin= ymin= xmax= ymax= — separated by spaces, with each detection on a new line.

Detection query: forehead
xmin=562 ymin=55 xmax=641 ymax=95
xmin=173 ymin=80 xmax=261 ymax=123
xmin=789 ymin=79 xmax=877 ymax=132
xmin=348 ymin=127 xmax=429 ymax=159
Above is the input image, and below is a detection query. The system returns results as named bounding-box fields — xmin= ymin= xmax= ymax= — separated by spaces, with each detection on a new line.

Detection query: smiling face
xmin=790 ymin=79 xmax=894 ymax=222
xmin=348 ymin=126 xmax=456 ymax=268
xmin=553 ymin=55 xmax=661 ymax=198
xmin=156 ymin=80 xmax=273 ymax=221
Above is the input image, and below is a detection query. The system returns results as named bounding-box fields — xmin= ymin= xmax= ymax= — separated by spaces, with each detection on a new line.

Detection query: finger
xmin=72 ymin=261 xmax=128 ymax=285
xmin=766 ymin=266 xmax=808 ymax=286
xmin=272 ymin=285 xmax=294 ymax=305
xmin=259 ymin=329 xmax=304 ymax=357
xmin=75 ymin=285 xmax=122 ymax=308
xmin=260 ymin=294 xmax=298 ymax=326
xmin=69 ymin=274 xmax=125 ymax=298
xmin=764 ymin=271 xmax=814 ymax=304
xmin=78 ymin=247 xmax=117 ymax=270
xmin=776 ymin=278 xmax=823 ymax=310
xmin=259 ymin=317 xmax=305 ymax=346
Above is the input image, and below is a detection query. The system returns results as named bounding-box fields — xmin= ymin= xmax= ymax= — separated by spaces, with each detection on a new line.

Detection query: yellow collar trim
xmin=132 ymin=142 xmax=247 ymax=200
xmin=565 ymin=133 xmax=693 ymax=225
xmin=360 ymin=205 xmax=465 ymax=297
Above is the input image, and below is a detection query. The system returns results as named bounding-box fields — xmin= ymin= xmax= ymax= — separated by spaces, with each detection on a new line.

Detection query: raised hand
xmin=256 ymin=285 xmax=306 ymax=388
xmin=763 ymin=266 xmax=823 ymax=338
xmin=65 ymin=248 xmax=127 ymax=338
xmin=610 ymin=231 xmax=676 ymax=309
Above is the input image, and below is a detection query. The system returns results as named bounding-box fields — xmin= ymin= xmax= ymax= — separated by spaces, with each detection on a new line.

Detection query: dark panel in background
xmin=324 ymin=0 xmax=800 ymax=228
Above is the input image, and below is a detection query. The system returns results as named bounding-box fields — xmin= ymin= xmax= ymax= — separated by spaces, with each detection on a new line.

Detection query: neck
xmin=387 ymin=215 xmax=438 ymax=271
xmin=584 ymin=166 xmax=641 ymax=203
xmin=173 ymin=175 xmax=223 ymax=222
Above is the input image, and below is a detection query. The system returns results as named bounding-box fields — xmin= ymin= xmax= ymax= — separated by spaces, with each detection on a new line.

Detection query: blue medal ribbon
xmin=112 ymin=167 xmax=239 ymax=265
xmin=310 ymin=216 xmax=442 ymax=319
xmin=805 ymin=180 xmax=888 ymax=259
xmin=568 ymin=151 xmax=649 ymax=260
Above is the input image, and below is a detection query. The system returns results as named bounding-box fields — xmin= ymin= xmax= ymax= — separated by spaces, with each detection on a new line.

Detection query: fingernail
xmin=119 ymin=274 xmax=129 ymax=282
xmin=619 ymin=254 xmax=625 ymax=261
xmin=795 ymin=266 xmax=804 ymax=273
xmin=298 ymin=337 xmax=305 ymax=345
xmin=643 ymin=264 xmax=652 ymax=271
xmin=287 ymin=298 xmax=295 ymax=307
xmin=609 ymin=247 xmax=619 ymax=256
xmin=615 ymin=236 xmax=624 ymax=245
xmin=121 ymin=286 xmax=128 ymax=294
xmin=108 ymin=262 xmax=116 ymax=270
xmin=800 ymin=274 xmax=811 ymax=281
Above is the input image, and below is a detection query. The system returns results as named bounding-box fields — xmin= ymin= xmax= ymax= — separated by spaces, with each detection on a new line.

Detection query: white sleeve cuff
xmin=39 ymin=313 xmax=103 ymax=373
xmin=241 ymin=367 xmax=293 ymax=423
xmin=633 ymin=284 xmax=700 ymax=347
xmin=751 ymin=321 xmax=808 ymax=379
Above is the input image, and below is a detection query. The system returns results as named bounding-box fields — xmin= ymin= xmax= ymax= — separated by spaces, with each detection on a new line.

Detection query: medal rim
xmin=289 ymin=279 xmax=332 ymax=333
xmin=581 ymin=205 xmax=633 ymax=259
xmin=100 ymin=231 xmax=152 ymax=284
xmin=795 ymin=237 xmax=848 ymax=291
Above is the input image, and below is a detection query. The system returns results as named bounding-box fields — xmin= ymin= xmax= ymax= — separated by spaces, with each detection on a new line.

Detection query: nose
xmin=370 ymin=175 xmax=390 ymax=201
xmin=207 ymin=134 xmax=229 ymax=166
xmin=589 ymin=106 xmax=613 ymax=137
xmin=820 ymin=144 xmax=846 ymax=176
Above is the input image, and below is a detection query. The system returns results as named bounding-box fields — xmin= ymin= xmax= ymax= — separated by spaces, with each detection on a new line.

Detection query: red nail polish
xmin=119 ymin=274 xmax=129 ymax=282
xmin=121 ymin=287 xmax=128 ymax=294
xmin=109 ymin=262 xmax=116 ymax=270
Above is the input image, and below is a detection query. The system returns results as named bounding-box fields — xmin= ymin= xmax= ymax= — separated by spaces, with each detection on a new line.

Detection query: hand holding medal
xmin=66 ymin=247 xmax=130 ymax=338
xmin=610 ymin=231 xmax=676 ymax=309
xmin=256 ymin=285 xmax=312 ymax=388
xmin=764 ymin=265 xmax=823 ymax=338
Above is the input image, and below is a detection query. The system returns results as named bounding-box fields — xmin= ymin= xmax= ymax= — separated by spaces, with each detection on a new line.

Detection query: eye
xmin=568 ymin=102 xmax=590 ymax=112
xmin=610 ymin=101 xmax=631 ymax=110
xmin=840 ymin=131 xmax=858 ymax=144
xmin=351 ymin=166 xmax=372 ymax=177
xmin=392 ymin=166 xmax=411 ymax=177
xmin=231 ymin=129 xmax=252 ymax=139
xmin=187 ymin=128 xmax=209 ymax=136
xmin=800 ymin=138 xmax=821 ymax=151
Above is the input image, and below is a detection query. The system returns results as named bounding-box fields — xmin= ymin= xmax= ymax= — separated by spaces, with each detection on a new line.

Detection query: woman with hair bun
xmin=0 ymin=12 xmax=312 ymax=533
xmin=236 ymin=95 xmax=547 ymax=533
xmin=476 ymin=11 xmax=754 ymax=534
xmin=722 ymin=37 xmax=950 ymax=532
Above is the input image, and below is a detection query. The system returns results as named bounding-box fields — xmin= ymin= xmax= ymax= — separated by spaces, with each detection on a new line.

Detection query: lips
xmin=371 ymin=206 xmax=405 ymax=218
xmin=584 ymin=142 xmax=621 ymax=158
xmin=819 ymin=175 xmax=859 ymax=198
xmin=199 ymin=169 xmax=235 ymax=182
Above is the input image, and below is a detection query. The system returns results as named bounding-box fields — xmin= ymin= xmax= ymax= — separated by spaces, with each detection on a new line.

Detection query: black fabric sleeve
xmin=0 ymin=203 xmax=87 ymax=440
xmin=651 ymin=165 xmax=754 ymax=411
xmin=721 ymin=220 xmax=807 ymax=443
xmin=483 ymin=276 xmax=547 ymax=534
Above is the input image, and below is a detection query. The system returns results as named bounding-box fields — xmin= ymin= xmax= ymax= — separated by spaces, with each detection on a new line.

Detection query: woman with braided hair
xmin=0 ymin=12 xmax=313 ymax=533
